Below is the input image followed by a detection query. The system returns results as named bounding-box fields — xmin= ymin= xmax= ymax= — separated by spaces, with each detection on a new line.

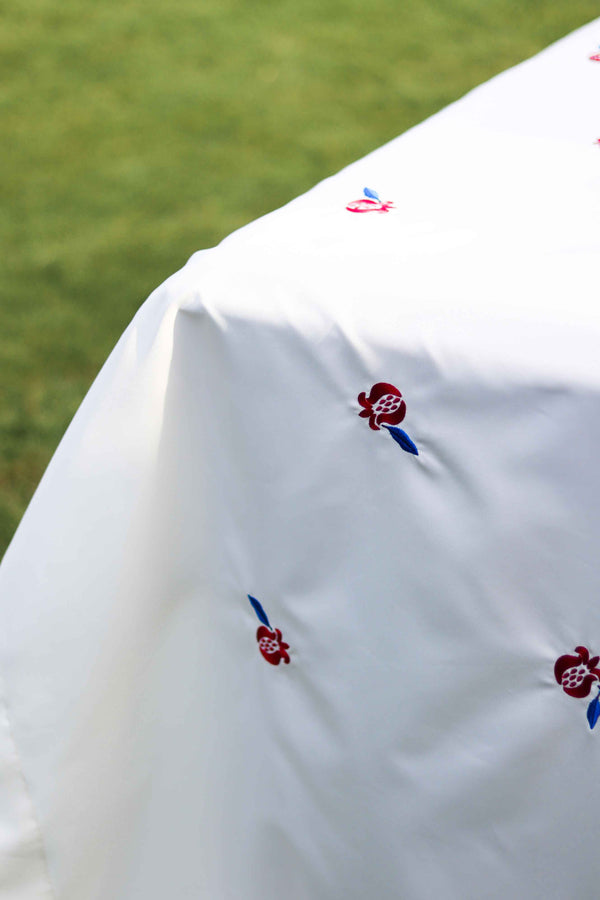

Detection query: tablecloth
xmin=1 ymin=17 xmax=600 ymax=900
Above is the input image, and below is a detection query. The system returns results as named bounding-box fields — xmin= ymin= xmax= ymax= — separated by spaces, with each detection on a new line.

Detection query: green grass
xmin=1 ymin=0 xmax=598 ymax=556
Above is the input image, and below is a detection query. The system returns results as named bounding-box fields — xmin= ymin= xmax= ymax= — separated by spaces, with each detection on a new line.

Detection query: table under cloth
xmin=1 ymin=16 xmax=600 ymax=900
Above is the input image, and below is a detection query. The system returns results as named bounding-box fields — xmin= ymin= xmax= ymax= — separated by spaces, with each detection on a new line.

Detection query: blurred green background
xmin=1 ymin=0 xmax=598 ymax=556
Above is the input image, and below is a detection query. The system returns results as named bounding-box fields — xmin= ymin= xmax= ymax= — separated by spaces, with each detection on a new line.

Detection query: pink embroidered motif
xmin=590 ymin=53 xmax=600 ymax=61
xmin=347 ymin=198 xmax=394 ymax=213
xmin=347 ymin=187 xmax=394 ymax=213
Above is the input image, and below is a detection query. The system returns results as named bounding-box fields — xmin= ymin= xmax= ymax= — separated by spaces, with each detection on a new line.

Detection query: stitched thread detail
xmin=383 ymin=425 xmax=419 ymax=455
xmin=358 ymin=382 xmax=418 ymax=455
xmin=346 ymin=187 xmax=394 ymax=213
xmin=555 ymin=646 xmax=600 ymax=729
xmin=247 ymin=595 xmax=290 ymax=665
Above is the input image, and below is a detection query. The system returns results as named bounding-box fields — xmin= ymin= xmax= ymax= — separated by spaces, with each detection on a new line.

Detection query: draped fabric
xmin=1 ymin=18 xmax=599 ymax=899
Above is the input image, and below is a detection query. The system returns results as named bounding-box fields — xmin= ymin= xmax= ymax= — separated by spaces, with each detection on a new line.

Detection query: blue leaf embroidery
xmin=248 ymin=594 xmax=271 ymax=629
xmin=587 ymin=694 xmax=600 ymax=730
xmin=363 ymin=187 xmax=380 ymax=201
xmin=383 ymin=425 xmax=419 ymax=455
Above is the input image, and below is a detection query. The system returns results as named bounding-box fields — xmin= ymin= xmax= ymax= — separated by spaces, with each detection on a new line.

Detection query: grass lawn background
xmin=1 ymin=0 xmax=598 ymax=557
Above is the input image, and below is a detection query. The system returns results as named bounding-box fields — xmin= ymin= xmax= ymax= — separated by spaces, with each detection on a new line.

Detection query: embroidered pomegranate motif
xmin=555 ymin=646 xmax=600 ymax=698
xmin=590 ymin=53 xmax=600 ymax=61
xmin=347 ymin=187 xmax=394 ymax=213
xmin=555 ymin=646 xmax=600 ymax=729
xmin=247 ymin=595 xmax=290 ymax=666
xmin=256 ymin=626 xmax=290 ymax=666
xmin=358 ymin=382 xmax=406 ymax=430
xmin=358 ymin=382 xmax=418 ymax=455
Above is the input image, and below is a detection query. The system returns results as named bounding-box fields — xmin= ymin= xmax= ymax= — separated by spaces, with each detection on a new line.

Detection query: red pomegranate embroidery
xmin=357 ymin=382 xmax=418 ymax=454
xmin=358 ymin=382 xmax=407 ymax=431
xmin=256 ymin=626 xmax=290 ymax=666
xmin=554 ymin=646 xmax=600 ymax=698
xmin=247 ymin=595 xmax=291 ymax=666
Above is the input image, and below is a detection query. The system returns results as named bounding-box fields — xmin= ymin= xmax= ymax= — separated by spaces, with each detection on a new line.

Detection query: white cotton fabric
xmin=1 ymin=18 xmax=600 ymax=900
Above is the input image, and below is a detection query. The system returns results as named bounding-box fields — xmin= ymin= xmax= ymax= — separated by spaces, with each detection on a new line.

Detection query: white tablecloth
xmin=1 ymin=17 xmax=600 ymax=900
